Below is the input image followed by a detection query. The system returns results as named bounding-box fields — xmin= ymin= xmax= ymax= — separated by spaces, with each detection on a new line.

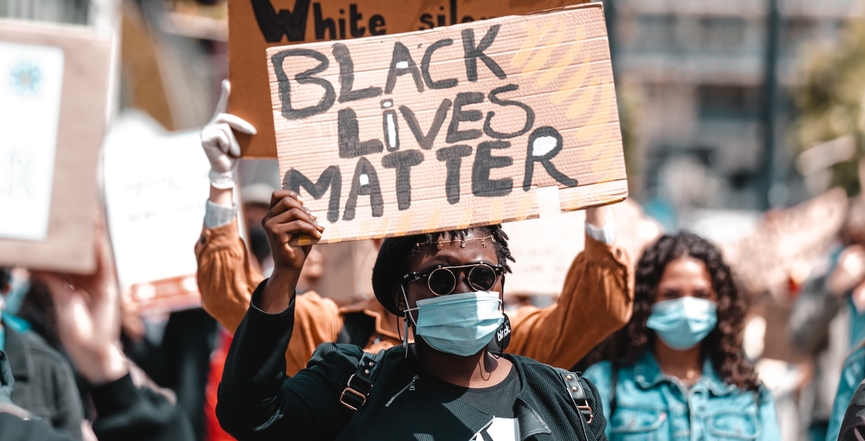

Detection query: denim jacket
xmin=827 ymin=345 xmax=865 ymax=441
xmin=584 ymin=351 xmax=779 ymax=441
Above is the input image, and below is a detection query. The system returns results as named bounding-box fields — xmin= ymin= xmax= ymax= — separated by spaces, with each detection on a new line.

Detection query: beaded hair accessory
xmin=416 ymin=235 xmax=496 ymax=250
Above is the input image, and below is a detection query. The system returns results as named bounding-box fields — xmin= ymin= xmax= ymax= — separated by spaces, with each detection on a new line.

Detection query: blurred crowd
xmin=5 ymin=125 xmax=865 ymax=440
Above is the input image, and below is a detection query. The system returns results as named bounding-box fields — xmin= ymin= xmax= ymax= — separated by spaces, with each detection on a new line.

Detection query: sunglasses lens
xmin=468 ymin=265 xmax=497 ymax=291
xmin=428 ymin=269 xmax=456 ymax=295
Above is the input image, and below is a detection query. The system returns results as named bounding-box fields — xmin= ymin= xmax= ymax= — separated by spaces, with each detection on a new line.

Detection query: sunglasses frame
xmin=401 ymin=262 xmax=504 ymax=296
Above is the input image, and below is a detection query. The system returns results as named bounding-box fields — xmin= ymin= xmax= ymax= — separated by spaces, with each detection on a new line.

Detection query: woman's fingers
xmin=264 ymin=209 xmax=323 ymax=239
xmin=263 ymin=191 xmax=325 ymax=240
xmin=270 ymin=220 xmax=324 ymax=239
xmin=269 ymin=190 xmax=304 ymax=208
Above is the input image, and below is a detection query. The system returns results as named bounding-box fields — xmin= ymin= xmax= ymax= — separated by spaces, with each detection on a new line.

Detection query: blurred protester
xmin=216 ymin=191 xmax=607 ymax=439
xmin=122 ymin=308 xmax=218 ymax=441
xmin=584 ymin=232 xmax=779 ymax=440
xmin=830 ymin=342 xmax=865 ymax=441
xmin=838 ymin=377 xmax=865 ymax=441
xmin=789 ymin=197 xmax=865 ymax=441
xmin=0 ymin=231 xmax=194 ymax=440
xmin=0 ymin=267 xmax=84 ymax=439
xmin=195 ymin=80 xmax=633 ymax=375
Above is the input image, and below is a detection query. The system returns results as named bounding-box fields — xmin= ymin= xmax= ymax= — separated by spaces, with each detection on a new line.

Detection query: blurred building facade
xmin=613 ymin=0 xmax=862 ymax=216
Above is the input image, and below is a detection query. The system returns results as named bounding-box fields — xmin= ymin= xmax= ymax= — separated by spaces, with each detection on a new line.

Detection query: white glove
xmin=201 ymin=79 xmax=257 ymax=189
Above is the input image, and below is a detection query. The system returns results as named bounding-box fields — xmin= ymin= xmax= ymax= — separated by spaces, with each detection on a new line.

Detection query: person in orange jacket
xmin=196 ymin=80 xmax=633 ymax=377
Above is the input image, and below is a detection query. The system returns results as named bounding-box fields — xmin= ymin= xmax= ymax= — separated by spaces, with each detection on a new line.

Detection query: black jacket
xmin=0 ymin=348 xmax=194 ymax=441
xmin=5 ymin=325 xmax=83 ymax=439
xmin=217 ymin=281 xmax=608 ymax=440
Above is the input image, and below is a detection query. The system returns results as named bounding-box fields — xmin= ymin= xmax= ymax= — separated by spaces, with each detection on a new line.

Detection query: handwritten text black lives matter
xmin=273 ymin=25 xmax=579 ymax=224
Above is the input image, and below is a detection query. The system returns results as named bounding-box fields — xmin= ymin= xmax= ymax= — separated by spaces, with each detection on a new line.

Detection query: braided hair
xmin=371 ymin=225 xmax=515 ymax=315
xmin=600 ymin=232 xmax=760 ymax=391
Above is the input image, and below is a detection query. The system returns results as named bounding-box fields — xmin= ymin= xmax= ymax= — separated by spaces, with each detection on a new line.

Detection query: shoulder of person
xmin=582 ymin=360 xmax=613 ymax=382
xmin=9 ymin=328 xmax=68 ymax=367
xmin=308 ymin=342 xmax=404 ymax=371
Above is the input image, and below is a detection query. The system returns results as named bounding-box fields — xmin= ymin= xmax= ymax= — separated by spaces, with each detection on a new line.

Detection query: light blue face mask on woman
xmin=646 ymin=296 xmax=718 ymax=350
xmin=405 ymin=291 xmax=504 ymax=357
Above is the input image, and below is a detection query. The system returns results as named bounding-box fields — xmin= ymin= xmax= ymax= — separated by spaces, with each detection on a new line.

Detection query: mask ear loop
xmin=399 ymin=285 xmax=416 ymax=358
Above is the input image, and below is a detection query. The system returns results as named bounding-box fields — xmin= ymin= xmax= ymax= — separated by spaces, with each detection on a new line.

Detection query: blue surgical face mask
xmin=646 ymin=296 xmax=717 ymax=350
xmin=404 ymin=291 xmax=504 ymax=357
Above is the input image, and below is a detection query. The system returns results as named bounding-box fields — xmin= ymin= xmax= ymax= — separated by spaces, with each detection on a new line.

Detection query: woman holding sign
xmin=583 ymin=233 xmax=780 ymax=441
xmin=216 ymin=189 xmax=608 ymax=440
xmin=196 ymin=81 xmax=632 ymax=377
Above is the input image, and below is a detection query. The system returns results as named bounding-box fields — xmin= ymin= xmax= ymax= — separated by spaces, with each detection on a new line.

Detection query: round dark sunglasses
xmin=401 ymin=262 xmax=504 ymax=296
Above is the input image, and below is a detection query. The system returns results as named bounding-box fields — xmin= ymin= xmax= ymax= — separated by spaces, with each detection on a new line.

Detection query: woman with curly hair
xmin=584 ymin=232 xmax=779 ymax=440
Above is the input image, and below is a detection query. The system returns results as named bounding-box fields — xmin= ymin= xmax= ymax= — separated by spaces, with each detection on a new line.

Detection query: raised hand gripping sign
xmin=267 ymin=4 xmax=626 ymax=244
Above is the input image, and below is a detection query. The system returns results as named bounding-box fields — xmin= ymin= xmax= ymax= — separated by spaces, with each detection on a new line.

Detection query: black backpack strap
xmin=558 ymin=369 xmax=594 ymax=425
xmin=340 ymin=349 xmax=387 ymax=411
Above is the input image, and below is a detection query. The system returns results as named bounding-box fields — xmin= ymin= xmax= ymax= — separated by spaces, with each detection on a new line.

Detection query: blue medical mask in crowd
xmin=405 ymin=291 xmax=504 ymax=357
xmin=646 ymin=296 xmax=718 ymax=350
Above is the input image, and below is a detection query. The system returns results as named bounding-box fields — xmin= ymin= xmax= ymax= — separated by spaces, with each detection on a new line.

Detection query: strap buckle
xmin=577 ymin=400 xmax=593 ymax=424
xmin=339 ymin=374 xmax=368 ymax=411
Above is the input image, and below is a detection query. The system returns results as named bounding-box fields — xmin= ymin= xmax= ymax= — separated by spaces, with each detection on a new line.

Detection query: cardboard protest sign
xmin=230 ymin=0 xmax=591 ymax=158
xmin=104 ymin=113 xmax=210 ymax=313
xmin=501 ymin=211 xmax=585 ymax=296
xmin=0 ymin=20 xmax=110 ymax=273
xmin=723 ymin=188 xmax=848 ymax=297
xmin=266 ymin=4 xmax=626 ymax=243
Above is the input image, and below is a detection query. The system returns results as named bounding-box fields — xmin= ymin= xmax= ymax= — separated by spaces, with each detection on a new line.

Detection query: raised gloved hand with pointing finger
xmin=201 ymin=80 xmax=257 ymax=189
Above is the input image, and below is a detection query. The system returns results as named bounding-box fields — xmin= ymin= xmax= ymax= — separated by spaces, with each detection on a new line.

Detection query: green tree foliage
xmin=790 ymin=19 xmax=865 ymax=195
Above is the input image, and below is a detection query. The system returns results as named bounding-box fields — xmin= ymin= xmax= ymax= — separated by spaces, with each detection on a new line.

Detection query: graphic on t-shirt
xmin=472 ymin=417 xmax=519 ymax=441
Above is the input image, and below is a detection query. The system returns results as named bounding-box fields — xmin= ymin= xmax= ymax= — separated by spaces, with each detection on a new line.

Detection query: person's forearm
xmin=260 ymin=267 xmax=302 ymax=313
xmin=78 ymin=345 xmax=128 ymax=387
xmin=210 ymin=185 xmax=233 ymax=207
xmin=585 ymin=206 xmax=609 ymax=229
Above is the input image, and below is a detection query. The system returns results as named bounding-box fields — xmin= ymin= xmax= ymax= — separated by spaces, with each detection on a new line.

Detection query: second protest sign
xmin=267 ymin=3 xmax=626 ymax=243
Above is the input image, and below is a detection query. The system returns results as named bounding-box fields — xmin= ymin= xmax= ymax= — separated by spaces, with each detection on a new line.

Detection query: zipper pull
xmin=409 ymin=375 xmax=418 ymax=391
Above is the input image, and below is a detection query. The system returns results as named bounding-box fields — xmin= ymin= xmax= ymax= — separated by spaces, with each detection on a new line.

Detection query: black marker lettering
xmin=313 ymin=4 xmax=336 ymax=40
xmin=283 ymin=166 xmax=341 ymax=223
xmin=338 ymin=108 xmax=384 ymax=158
xmin=446 ymin=92 xmax=484 ymax=143
xmin=449 ymin=0 xmax=458 ymax=25
xmin=338 ymin=15 xmax=347 ymax=40
xmin=484 ymin=84 xmax=535 ymax=139
xmin=421 ymin=39 xmax=458 ymax=90
xmin=462 ymin=25 xmax=506 ymax=82
xmin=344 ymin=157 xmax=384 ymax=221
xmin=382 ymin=100 xmax=400 ymax=151
xmin=251 ymin=0 xmax=310 ymax=43
xmin=369 ymin=15 xmax=386 ymax=35
xmin=271 ymin=49 xmax=335 ymax=120
xmin=472 ymin=140 xmax=513 ymax=197
xmin=419 ymin=14 xmax=434 ymax=30
xmin=400 ymin=99 xmax=452 ymax=149
xmin=333 ymin=43 xmax=382 ymax=103
xmin=436 ymin=145 xmax=472 ymax=204
xmin=382 ymin=150 xmax=424 ymax=210
xmin=522 ymin=126 xmax=578 ymax=191
xmin=385 ymin=42 xmax=425 ymax=94
xmin=349 ymin=4 xmax=365 ymax=38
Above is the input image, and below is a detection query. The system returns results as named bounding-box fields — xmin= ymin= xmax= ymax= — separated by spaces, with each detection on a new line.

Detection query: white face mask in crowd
xmin=646 ymin=296 xmax=718 ymax=350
